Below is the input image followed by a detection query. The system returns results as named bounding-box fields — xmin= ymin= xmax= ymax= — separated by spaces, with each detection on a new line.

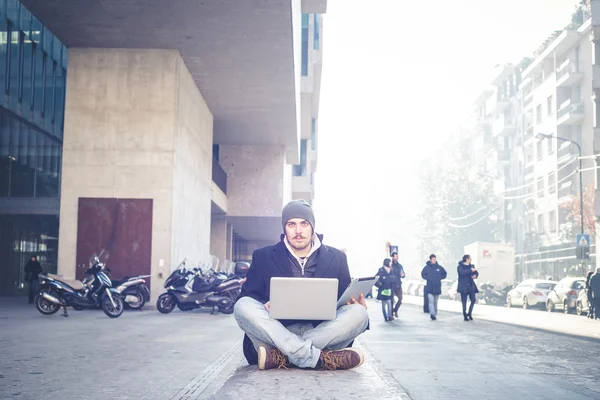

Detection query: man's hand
xmin=401 ymin=272 xmax=406 ymax=278
xmin=347 ymin=293 xmax=367 ymax=310
xmin=472 ymin=275 xmax=477 ymax=279
xmin=264 ymin=301 xmax=270 ymax=312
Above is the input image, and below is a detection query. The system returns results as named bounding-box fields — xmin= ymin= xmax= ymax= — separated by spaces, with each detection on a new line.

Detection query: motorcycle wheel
xmin=125 ymin=289 xmax=146 ymax=310
xmin=157 ymin=293 xmax=176 ymax=314
xmin=35 ymin=291 xmax=60 ymax=315
xmin=218 ymin=304 xmax=234 ymax=314
xmin=102 ymin=294 xmax=124 ymax=318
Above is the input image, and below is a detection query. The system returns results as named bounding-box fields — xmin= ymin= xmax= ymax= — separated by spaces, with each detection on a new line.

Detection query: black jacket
xmin=391 ymin=261 xmax=404 ymax=287
xmin=457 ymin=261 xmax=479 ymax=294
xmin=590 ymin=273 xmax=600 ymax=298
xmin=421 ymin=262 xmax=447 ymax=295
xmin=376 ymin=267 xmax=396 ymax=300
xmin=24 ymin=260 xmax=43 ymax=281
xmin=238 ymin=235 xmax=353 ymax=365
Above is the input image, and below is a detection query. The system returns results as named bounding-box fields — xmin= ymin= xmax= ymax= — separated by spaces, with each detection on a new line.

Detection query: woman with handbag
xmin=376 ymin=258 xmax=397 ymax=322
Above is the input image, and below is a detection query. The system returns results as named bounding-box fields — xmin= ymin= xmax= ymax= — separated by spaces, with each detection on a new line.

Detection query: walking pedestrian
xmin=590 ymin=267 xmax=600 ymax=320
xmin=457 ymin=254 xmax=478 ymax=321
xmin=390 ymin=252 xmax=405 ymax=318
xmin=24 ymin=255 xmax=43 ymax=304
xmin=421 ymin=254 xmax=447 ymax=321
xmin=376 ymin=258 xmax=396 ymax=322
xmin=586 ymin=270 xmax=595 ymax=319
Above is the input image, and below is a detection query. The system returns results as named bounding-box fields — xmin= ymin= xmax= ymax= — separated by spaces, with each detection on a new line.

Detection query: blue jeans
xmin=381 ymin=299 xmax=392 ymax=320
xmin=234 ymin=296 xmax=369 ymax=369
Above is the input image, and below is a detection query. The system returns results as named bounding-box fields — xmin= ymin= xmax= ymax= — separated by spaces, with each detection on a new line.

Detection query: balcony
xmin=556 ymin=58 xmax=583 ymax=87
xmin=556 ymin=99 xmax=584 ymax=125
xmin=525 ymin=164 xmax=535 ymax=177
xmin=557 ymin=141 xmax=578 ymax=164
xmin=490 ymin=92 xmax=510 ymax=115
xmin=492 ymin=115 xmax=516 ymax=137
xmin=212 ymin=157 xmax=227 ymax=194
xmin=558 ymin=178 xmax=575 ymax=200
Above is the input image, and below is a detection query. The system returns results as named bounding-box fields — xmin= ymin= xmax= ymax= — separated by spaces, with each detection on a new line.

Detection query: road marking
xmin=170 ymin=340 xmax=242 ymax=400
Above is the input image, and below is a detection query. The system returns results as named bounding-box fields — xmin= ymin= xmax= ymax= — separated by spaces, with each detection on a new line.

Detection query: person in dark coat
xmin=24 ymin=255 xmax=43 ymax=304
xmin=376 ymin=258 xmax=396 ymax=322
xmin=421 ymin=254 xmax=447 ymax=320
xmin=234 ymin=200 xmax=368 ymax=371
xmin=457 ymin=254 xmax=479 ymax=321
xmin=590 ymin=267 xmax=600 ymax=320
xmin=586 ymin=270 xmax=595 ymax=319
xmin=390 ymin=252 xmax=405 ymax=318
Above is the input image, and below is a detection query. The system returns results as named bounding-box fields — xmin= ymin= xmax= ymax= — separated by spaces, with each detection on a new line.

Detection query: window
xmin=310 ymin=118 xmax=317 ymax=150
xmin=549 ymin=210 xmax=557 ymax=232
xmin=548 ymin=172 xmax=556 ymax=193
xmin=547 ymin=137 xmax=554 ymax=154
xmin=536 ymin=104 xmax=542 ymax=124
xmin=537 ymin=214 xmax=545 ymax=233
xmin=547 ymin=95 xmax=553 ymax=116
xmin=536 ymin=140 xmax=543 ymax=160
xmin=525 ymin=144 xmax=533 ymax=164
xmin=537 ymin=177 xmax=544 ymax=197
xmin=293 ymin=139 xmax=308 ymax=177
xmin=313 ymin=14 xmax=320 ymax=50
xmin=301 ymin=14 xmax=309 ymax=76
xmin=574 ymin=85 xmax=581 ymax=102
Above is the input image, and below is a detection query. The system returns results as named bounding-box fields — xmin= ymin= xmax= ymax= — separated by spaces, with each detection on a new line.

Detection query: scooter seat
xmin=46 ymin=273 xmax=85 ymax=291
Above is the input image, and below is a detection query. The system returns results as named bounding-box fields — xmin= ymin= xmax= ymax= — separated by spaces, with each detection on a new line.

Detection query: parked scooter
xmin=156 ymin=261 xmax=243 ymax=315
xmin=480 ymin=282 xmax=509 ymax=306
xmin=35 ymin=253 xmax=124 ymax=318
xmin=110 ymin=274 xmax=151 ymax=310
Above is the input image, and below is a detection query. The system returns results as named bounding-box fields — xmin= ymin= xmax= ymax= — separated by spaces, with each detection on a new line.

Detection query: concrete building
xmin=0 ymin=0 xmax=328 ymax=300
xmin=517 ymin=19 xmax=596 ymax=278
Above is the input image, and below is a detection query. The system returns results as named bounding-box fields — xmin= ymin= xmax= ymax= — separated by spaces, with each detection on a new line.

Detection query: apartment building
xmin=517 ymin=20 xmax=595 ymax=278
xmin=463 ymin=64 xmax=522 ymax=243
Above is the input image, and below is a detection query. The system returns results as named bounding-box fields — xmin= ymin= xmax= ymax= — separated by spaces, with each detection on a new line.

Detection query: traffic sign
xmin=576 ymin=234 xmax=590 ymax=260
xmin=577 ymin=234 xmax=590 ymax=247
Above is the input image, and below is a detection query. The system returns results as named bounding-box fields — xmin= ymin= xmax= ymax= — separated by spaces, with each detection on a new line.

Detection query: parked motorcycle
xmin=110 ymin=274 xmax=151 ymax=310
xmin=480 ymin=282 xmax=509 ymax=306
xmin=35 ymin=253 xmax=124 ymax=318
xmin=156 ymin=262 xmax=243 ymax=315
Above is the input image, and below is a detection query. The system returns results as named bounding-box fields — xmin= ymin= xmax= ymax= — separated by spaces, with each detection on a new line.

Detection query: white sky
xmin=313 ymin=0 xmax=580 ymax=277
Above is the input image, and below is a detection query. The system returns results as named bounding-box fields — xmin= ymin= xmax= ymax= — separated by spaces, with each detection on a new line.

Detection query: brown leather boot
xmin=258 ymin=347 xmax=291 ymax=370
xmin=315 ymin=348 xmax=364 ymax=370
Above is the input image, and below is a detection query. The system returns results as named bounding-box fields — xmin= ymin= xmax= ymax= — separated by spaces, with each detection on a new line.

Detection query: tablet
xmin=337 ymin=276 xmax=379 ymax=308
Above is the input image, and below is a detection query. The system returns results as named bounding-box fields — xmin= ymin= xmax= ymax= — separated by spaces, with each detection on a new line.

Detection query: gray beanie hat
xmin=282 ymin=200 xmax=315 ymax=231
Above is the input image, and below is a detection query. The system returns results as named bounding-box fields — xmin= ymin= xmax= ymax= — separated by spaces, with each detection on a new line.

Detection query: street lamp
xmin=535 ymin=133 xmax=584 ymax=235
xmin=477 ymin=172 xmax=510 ymax=242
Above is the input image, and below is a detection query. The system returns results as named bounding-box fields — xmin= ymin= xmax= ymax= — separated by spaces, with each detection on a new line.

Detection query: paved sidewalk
xmin=1 ymin=297 xmax=599 ymax=399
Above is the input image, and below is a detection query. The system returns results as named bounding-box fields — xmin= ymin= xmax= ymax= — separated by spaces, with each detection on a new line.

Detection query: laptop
xmin=269 ymin=277 xmax=339 ymax=320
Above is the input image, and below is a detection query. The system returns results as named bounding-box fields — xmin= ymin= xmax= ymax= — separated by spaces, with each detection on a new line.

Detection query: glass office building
xmin=0 ymin=0 xmax=67 ymax=296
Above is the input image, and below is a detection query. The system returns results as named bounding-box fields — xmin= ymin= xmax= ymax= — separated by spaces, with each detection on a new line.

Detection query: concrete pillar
xmin=226 ymin=223 xmax=234 ymax=260
xmin=59 ymin=49 xmax=213 ymax=300
xmin=210 ymin=218 xmax=228 ymax=265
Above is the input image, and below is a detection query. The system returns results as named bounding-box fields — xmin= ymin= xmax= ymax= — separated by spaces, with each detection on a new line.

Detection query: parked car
xmin=448 ymin=280 xmax=460 ymax=301
xmin=546 ymin=277 xmax=586 ymax=314
xmin=506 ymin=279 xmax=556 ymax=309
xmin=441 ymin=279 xmax=453 ymax=298
xmin=575 ymin=289 xmax=590 ymax=316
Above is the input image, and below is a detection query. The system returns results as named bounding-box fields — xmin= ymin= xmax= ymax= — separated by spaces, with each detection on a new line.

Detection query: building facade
xmin=0 ymin=0 xmax=67 ymax=296
xmin=0 ymin=0 xmax=327 ymax=300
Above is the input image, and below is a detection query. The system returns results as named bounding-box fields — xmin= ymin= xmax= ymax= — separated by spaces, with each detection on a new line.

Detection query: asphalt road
xmin=1 ymin=297 xmax=599 ymax=399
